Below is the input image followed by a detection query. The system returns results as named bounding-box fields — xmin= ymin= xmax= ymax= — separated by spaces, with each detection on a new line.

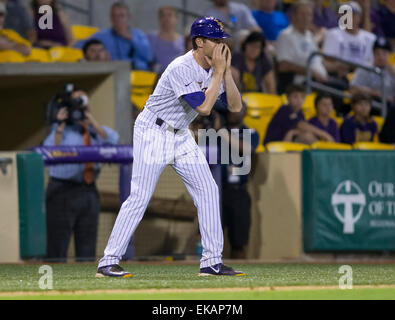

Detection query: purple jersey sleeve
xmin=181 ymin=92 xmax=205 ymax=109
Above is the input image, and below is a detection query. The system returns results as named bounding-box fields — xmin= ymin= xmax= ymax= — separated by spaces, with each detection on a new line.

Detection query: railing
xmin=306 ymin=51 xmax=388 ymax=118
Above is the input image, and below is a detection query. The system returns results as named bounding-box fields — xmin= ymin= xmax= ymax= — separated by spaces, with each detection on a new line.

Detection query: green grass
xmin=4 ymin=288 xmax=395 ymax=300
xmin=0 ymin=263 xmax=395 ymax=299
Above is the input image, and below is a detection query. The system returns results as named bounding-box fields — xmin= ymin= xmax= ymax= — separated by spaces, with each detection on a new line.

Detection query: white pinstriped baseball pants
xmin=98 ymin=108 xmax=223 ymax=269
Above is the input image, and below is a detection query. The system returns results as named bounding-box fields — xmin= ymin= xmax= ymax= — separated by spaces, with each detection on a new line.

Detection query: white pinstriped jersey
xmin=144 ymin=50 xmax=224 ymax=129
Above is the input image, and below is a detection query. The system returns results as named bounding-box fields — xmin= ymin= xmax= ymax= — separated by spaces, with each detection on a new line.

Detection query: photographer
xmin=43 ymin=89 xmax=119 ymax=262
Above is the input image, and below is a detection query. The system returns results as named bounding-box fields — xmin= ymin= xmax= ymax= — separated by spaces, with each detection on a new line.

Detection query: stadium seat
xmin=130 ymin=70 xmax=157 ymax=110
xmin=25 ymin=48 xmax=51 ymax=63
xmin=72 ymin=25 xmax=99 ymax=41
xmin=244 ymin=115 xmax=271 ymax=148
xmin=373 ymin=116 xmax=385 ymax=132
xmin=334 ymin=116 xmax=344 ymax=128
xmin=242 ymin=93 xmax=283 ymax=146
xmin=311 ymin=141 xmax=352 ymax=150
xmin=346 ymin=72 xmax=355 ymax=82
xmin=0 ymin=50 xmax=25 ymax=63
xmin=256 ymin=145 xmax=265 ymax=153
xmin=390 ymin=53 xmax=395 ymax=67
xmin=242 ymin=93 xmax=282 ymax=118
xmin=265 ymin=142 xmax=310 ymax=152
xmin=49 ymin=47 xmax=83 ymax=62
xmin=353 ymin=142 xmax=394 ymax=150
xmin=302 ymin=93 xmax=317 ymax=119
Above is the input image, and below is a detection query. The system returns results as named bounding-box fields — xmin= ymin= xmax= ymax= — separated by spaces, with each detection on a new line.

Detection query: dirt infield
xmin=2 ymin=284 xmax=395 ymax=298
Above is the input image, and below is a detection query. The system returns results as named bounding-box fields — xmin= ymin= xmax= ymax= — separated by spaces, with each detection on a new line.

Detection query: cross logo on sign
xmin=331 ymin=180 xmax=366 ymax=234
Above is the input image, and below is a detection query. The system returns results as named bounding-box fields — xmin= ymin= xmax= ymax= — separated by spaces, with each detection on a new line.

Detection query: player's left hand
xmin=225 ymin=45 xmax=232 ymax=69
xmin=225 ymin=45 xmax=231 ymax=70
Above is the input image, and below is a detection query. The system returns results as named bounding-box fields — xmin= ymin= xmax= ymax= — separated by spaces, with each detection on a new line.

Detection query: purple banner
xmin=32 ymin=145 xmax=134 ymax=165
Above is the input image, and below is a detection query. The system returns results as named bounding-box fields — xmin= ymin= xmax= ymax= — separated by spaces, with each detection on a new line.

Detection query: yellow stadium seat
xmin=311 ymin=141 xmax=352 ymax=150
xmin=25 ymin=48 xmax=51 ymax=62
xmin=130 ymin=71 xmax=157 ymax=110
xmin=265 ymin=142 xmax=310 ymax=152
xmin=72 ymin=25 xmax=99 ymax=41
xmin=49 ymin=47 xmax=83 ymax=62
xmin=389 ymin=53 xmax=395 ymax=67
xmin=0 ymin=50 xmax=25 ymax=62
xmin=242 ymin=92 xmax=283 ymax=118
xmin=256 ymin=145 xmax=265 ymax=153
xmin=373 ymin=116 xmax=385 ymax=132
xmin=244 ymin=114 xmax=271 ymax=148
xmin=302 ymin=93 xmax=317 ymax=119
xmin=353 ymin=142 xmax=394 ymax=150
xmin=334 ymin=116 xmax=344 ymax=128
xmin=347 ymin=72 xmax=355 ymax=82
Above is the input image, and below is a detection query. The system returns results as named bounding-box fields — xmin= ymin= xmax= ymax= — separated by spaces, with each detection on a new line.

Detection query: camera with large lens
xmin=46 ymin=84 xmax=88 ymax=125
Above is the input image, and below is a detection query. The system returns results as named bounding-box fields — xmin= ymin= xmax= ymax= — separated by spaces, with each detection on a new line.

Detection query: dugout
xmin=0 ymin=62 xmax=132 ymax=263
xmin=0 ymin=62 xmax=132 ymax=150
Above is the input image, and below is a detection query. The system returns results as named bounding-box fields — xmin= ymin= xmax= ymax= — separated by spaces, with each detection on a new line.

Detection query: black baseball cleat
xmin=198 ymin=263 xmax=246 ymax=276
xmin=95 ymin=264 xmax=133 ymax=278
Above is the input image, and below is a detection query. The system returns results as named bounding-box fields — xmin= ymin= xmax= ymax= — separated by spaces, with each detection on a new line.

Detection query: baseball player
xmin=96 ymin=17 xmax=245 ymax=278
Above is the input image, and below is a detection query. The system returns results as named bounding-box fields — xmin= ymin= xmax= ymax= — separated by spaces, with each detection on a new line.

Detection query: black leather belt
xmin=155 ymin=117 xmax=180 ymax=134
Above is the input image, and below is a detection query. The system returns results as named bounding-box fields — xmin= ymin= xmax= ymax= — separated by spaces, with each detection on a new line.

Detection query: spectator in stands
xmin=231 ymin=31 xmax=276 ymax=94
xmin=251 ymin=0 xmax=289 ymax=42
xmin=355 ymin=0 xmax=372 ymax=32
xmin=371 ymin=0 xmax=395 ymax=51
xmin=219 ymin=108 xmax=259 ymax=259
xmin=0 ymin=2 xmax=31 ymax=56
xmin=322 ymin=1 xmax=376 ymax=74
xmin=275 ymin=0 xmax=328 ymax=94
xmin=78 ymin=2 xmax=153 ymax=70
xmin=31 ymin=0 xmax=74 ymax=48
xmin=340 ymin=94 xmax=379 ymax=144
xmin=147 ymin=6 xmax=184 ymax=74
xmin=311 ymin=0 xmax=338 ymax=46
xmin=43 ymin=89 xmax=119 ymax=262
xmin=82 ymin=39 xmax=110 ymax=62
xmin=308 ymin=93 xmax=340 ymax=142
xmin=2 ymin=0 xmax=35 ymax=42
xmin=264 ymin=84 xmax=334 ymax=145
xmin=185 ymin=34 xmax=193 ymax=52
xmin=350 ymin=37 xmax=395 ymax=116
xmin=379 ymin=106 xmax=395 ymax=143
xmin=204 ymin=0 xmax=260 ymax=35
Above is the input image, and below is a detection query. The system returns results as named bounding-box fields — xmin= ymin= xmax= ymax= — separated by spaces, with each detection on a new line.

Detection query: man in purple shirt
xmin=147 ymin=6 xmax=185 ymax=74
xmin=308 ymin=93 xmax=340 ymax=142
xmin=340 ymin=94 xmax=379 ymax=144
xmin=264 ymin=84 xmax=335 ymax=145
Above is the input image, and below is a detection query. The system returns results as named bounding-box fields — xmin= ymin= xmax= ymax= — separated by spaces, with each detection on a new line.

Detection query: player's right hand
xmin=207 ymin=43 xmax=227 ymax=75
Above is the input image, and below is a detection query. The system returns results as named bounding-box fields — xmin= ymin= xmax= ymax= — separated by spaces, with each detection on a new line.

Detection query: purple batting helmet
xmin=190 ymin=16 xmax=231 ymax=40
